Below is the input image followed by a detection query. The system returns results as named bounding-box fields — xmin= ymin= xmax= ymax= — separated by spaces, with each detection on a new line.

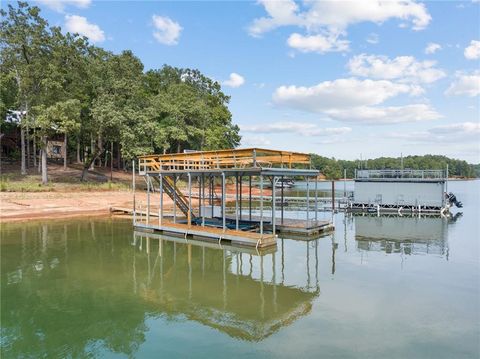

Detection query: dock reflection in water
xmin=132 ymin=230 xmax=320 ymax=341
xmin=1 ymin=219 xmax=321 ymax=358
xmin=353 ymin=214 xmax=450 ymax=257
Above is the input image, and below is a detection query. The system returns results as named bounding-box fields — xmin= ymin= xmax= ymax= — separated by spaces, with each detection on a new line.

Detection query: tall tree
xmin=0 ymin=2 xmax=50 ymax=175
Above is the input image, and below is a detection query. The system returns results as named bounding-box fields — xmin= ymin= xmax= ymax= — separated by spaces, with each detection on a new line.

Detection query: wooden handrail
xmin=139 ymin=147 xmax=311 ymax=172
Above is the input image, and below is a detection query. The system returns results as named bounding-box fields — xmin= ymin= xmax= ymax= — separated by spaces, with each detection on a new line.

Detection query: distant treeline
xmin=311 ymin=154 xmax=479 ymax=179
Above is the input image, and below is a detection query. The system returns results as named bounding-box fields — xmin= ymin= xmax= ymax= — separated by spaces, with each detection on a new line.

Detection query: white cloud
xmin=64 ymin=15 xmax=105 ymax=42
xmin=347 ymin=54 xmax=446 ymax=84
xmin=326 ymin=104 xmax=442 ymax=124
xmin=366 ymin=33 xmax=379 ymax=44
xmin=249 ymin=1 xmax=430 ymax=54
xmin=388 ymin=122 xmax=480 ymax=143
xmin=445 ymin=71 xmax=480 ymax=97
xmin=429 ymin=121 xmax=480 ymax=135
xmin=464 ymin=40 xmax=480 ymax=60
xmin=287 ymin=33 xmax=349 ymax=53
xmin=152 ymin=15 xmax=182 ymax=45
xmin=273 ymin=78 xmax=414 ymax=112
xmin=272 ymin=78 xmax=441 ymax=124
xmin=425 ymin=42 xmax=441 ymax=54
xmin=242 ymin=122 xmax=352 ymax=136
xmin=36 ymin=0 xmax=91 ymax=12
xmin=249 ymin=0 xmax=431 ymax=36
xmin=223 ymin=73 xmax=245 ymax=88
xmin=240 ymin=135 xmax=271 ymax=147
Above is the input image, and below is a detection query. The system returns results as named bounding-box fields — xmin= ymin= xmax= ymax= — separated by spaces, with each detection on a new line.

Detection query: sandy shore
xmin=0 ymin=185 xmax=270 ymax=223
xmin=0 ymin=190 xmax=147 ymax=222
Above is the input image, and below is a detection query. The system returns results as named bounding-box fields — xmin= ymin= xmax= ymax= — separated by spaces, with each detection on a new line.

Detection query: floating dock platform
xmin=132 ymin=148 xmax=334 ymax=248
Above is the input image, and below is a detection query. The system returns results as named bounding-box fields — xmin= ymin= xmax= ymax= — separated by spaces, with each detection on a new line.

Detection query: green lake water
xmin=1 ymin=180 xmax=479 ymax=358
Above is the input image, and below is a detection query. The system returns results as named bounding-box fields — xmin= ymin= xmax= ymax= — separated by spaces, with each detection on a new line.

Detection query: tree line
xmin=0 ymin=2 xmax=240 ymax=183
xmin=311 ymin=154 xmax=479 ymax=179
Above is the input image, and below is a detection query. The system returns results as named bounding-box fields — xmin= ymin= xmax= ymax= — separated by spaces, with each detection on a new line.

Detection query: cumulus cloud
xmin=326 ymin=104 xmax=442 ymax=124
xmin=464 ymin=40 xmax=480 ymax=60
xmin=223 ymin=73 xmax=245 ymax=88
xmin=36 ymin=0 xmax=91 ymax=12
xmin=249 ymin=0 xmax=431 ymax=36
xmin=347 ymin=54 xmax=446 ymax=84
xmin=242 ymin=122 xmax=351 ymax=136
xmin=64 ymin=15 xmax=105 ymax=42
xmin=152 ymin=15 xmax=182 ymax=45
xmin=388 ymin=122 xmax=480 ymax=143
xmin=445 ymin=71 xmax=480 ymax=97
xmin=273 ymin=78 xmax=414 ymax=112
xmin=425 ymin=42 xmax=441 ymax=54
xmin=249 ymin=0 xmax=431 ymax=53
xmin=287 ymin=33 xmax=349 ymax=53
xmin=272 ymin=78 xmax=441 ymax=124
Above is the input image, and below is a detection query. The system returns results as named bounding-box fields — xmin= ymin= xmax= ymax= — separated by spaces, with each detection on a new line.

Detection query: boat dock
xmin=348 ymin=169 xmax=461 ymax=214
xmin=132 ymin=148 xmax=334 ymax=248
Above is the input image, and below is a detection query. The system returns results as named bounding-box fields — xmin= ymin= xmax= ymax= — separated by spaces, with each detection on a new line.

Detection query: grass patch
xmin=0 ymin=175 xmax=54 ymax=192
xmin=0 ymin=174 xmax=130 ymax=192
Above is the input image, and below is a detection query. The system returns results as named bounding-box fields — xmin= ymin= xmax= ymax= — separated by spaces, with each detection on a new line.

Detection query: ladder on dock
xmin=150 ymin=176 xmax=197 ymax=220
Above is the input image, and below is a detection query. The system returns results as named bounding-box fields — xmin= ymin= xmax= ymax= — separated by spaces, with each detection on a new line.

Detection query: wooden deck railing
xmin=138 ymin=148 xmax=311 ymax=172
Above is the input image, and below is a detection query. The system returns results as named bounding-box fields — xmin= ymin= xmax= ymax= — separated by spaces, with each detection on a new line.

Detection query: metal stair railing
xmin=152 ymin=176 xmax=196 ymax=219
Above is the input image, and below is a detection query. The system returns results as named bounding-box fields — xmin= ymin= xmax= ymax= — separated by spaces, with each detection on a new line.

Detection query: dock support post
xmin=260 ymin=175 xmax=264 ymax=235
xmin=132 ymin=160 xmax=136 ymax=225
xmin=188 ymin=172 xmax=192 ymax=228
xmin=159 ymin=174 xmax=163 ymax=227
xmin=173 ymin=175 xmax=177 ymax=224
xmin=331 ymin=180 xmax=335 ymax=213
xmin=249 ymin=176 xmax=252 ymax=221
xmin=446 ymin=164 xmax=449 ymax=195
xmin=222 ymin=172 xmax=226 ymax=232
xmin=272 ymin=176 xmax=276 ymax=235
xmin=239 ymin=175 xmax=243 ymax=221
xmin=314 ymin=175 xmax=318 ymax=222
xmin=210 ymin=175 xmax=213 ymax=206
xmin=306 ymin=176 xmax=310 ymax=224
xmin=146 ymin=174 xmax=150 ymax=225
xmin=235 ymin=174 xmax=239 ymax=230
xmin=281 ymin=176 xmax=284 ymax=225
xmin=201 ymin=174 xmax=205 ymax=226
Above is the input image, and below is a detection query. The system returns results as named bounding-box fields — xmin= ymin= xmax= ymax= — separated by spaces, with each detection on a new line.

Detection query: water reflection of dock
xmin=133 ymin=231 xmax=321 ymax=341
xmin=353 ymin=214 xmax=449 ymax=257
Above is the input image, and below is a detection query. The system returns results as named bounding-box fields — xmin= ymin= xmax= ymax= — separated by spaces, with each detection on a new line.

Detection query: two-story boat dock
xmin=131 ymin=148 xmax=334 ymax=248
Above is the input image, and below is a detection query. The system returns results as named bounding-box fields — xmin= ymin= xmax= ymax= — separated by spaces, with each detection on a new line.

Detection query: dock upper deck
xmin=139 ymin=148 xmax=318 ymax=176
xmin=355 ymin=169 xmax=446 ymax=182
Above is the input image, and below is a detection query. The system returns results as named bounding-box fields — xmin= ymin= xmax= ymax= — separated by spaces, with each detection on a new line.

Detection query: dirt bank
xmin=0 ymin=184 xmax=272 ymax=223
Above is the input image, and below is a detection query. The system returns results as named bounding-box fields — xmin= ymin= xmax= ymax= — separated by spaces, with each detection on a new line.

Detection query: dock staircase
xmin=148 ymin=175 xmax=197 ymax=220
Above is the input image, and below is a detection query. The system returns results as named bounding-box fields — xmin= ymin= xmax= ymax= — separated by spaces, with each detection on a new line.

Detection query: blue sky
xmin=11 ymin=0 xmax=480 ymax=162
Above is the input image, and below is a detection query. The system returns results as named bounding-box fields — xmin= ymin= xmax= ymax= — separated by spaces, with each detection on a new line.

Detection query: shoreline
xmin=0 ymin=185 xmax=270 ymax=223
